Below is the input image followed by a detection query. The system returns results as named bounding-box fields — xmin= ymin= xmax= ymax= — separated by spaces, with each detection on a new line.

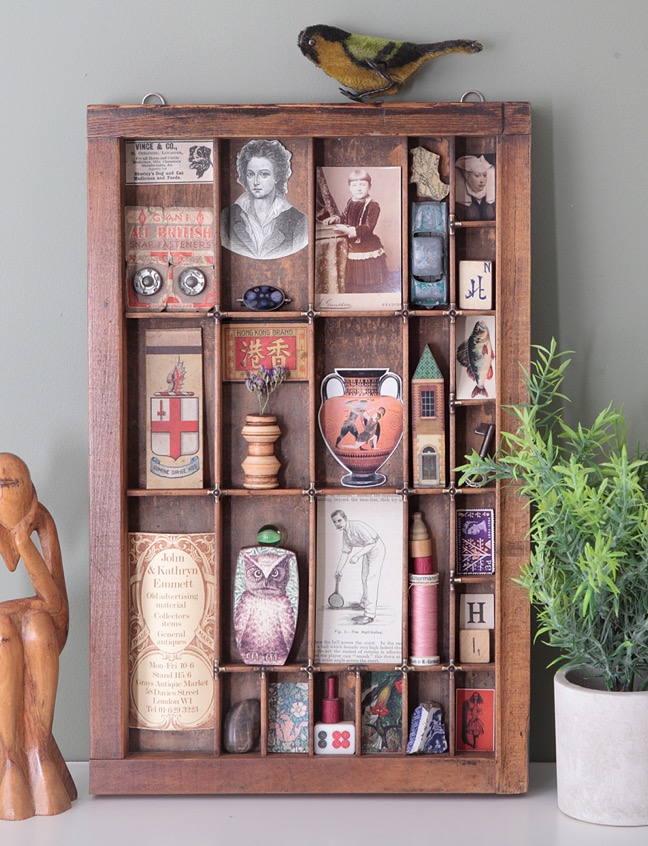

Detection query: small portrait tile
xmin=455 ymin=154 xmax=496 ymax=222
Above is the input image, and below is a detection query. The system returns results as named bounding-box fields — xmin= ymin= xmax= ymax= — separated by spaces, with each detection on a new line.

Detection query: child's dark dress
xmin=339 ymin=198 xmax=389 ymax=292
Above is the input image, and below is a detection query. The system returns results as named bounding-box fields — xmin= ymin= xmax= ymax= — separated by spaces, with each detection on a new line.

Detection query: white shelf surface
xmin=1 ymin=764 xmax=646 ymax=844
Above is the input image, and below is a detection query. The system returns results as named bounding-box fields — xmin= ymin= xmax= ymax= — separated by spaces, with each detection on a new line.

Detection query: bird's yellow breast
xmin=317 ymin=40 xmax=393 ymax=91
xmin=316 ymin=39 xmax=433 ymax=97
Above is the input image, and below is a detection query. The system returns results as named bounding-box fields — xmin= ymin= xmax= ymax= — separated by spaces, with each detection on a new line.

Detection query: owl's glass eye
xmin=252 ymin=569 xmax=263 ymax=580
xmin=271 ymin=568 xmax=282 ymax=579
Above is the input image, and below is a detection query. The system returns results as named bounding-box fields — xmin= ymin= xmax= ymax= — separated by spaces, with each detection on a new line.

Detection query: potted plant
xmin=241 ymin=365 xmax=288 ymax=489
xmin=457 ymin=341 xmax=648 ymax=826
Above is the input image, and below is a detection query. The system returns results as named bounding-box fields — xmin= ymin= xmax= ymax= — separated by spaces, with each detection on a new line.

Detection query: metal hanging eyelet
xmin=460 ymin=90 xmax=486 ymax=103
xmin=141 ymin=92 xmax=167 ymax=105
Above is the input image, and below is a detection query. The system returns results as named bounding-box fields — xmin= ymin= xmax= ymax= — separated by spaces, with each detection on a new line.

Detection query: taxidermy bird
xmin=298 ymin=25 xmax=482 ymax=102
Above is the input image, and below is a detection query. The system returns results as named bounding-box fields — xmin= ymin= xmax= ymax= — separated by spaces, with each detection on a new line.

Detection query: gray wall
xmin=1 ymin=0 xmax=646 ymax=763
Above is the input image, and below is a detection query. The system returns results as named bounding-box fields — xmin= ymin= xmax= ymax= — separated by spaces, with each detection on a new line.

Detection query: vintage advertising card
xmin=315 ymin=495 xmax=404 ymax=664
xmin=125 ymin=140 xmax=214 ymax=184
xmin=128 ymin=532 xmax=215 ymax=731
xmin=126 ymin=206 xmax=215 ymax=312
xmin=145 ymin=328 xmax=204 ymax=489
xmin=455 ymin=688 xmax=495 ymax=752
xmin=456 ymin=509 xmax=495 ymax=574
xmin=455 ymin=315 xmax=496 ymax=401
xmin=222 ymin=323 xmax=309 ymax=381
xmin=315 ymin=166 xmax=401 ymax=311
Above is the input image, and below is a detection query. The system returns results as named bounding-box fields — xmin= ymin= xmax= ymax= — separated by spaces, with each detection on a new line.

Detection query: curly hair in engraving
xmin=234 ymin=551 xmax=296 ymax=665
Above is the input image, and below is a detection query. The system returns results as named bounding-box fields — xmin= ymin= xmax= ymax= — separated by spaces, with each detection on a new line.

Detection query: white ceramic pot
xmin=554 ymin=666 xmax=648 ymax=826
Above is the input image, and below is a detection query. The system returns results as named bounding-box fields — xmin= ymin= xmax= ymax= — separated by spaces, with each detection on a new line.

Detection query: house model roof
xmin=412 ymin=345 xmax=443 ymax=380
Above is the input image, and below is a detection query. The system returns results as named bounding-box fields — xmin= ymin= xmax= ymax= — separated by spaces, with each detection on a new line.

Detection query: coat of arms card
xmin=145 ymin=328 xmax=203 ymax=489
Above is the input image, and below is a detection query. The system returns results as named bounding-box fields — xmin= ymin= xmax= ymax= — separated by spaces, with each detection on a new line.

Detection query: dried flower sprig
xmin=244 ymin=365 xmax=289 ymax=415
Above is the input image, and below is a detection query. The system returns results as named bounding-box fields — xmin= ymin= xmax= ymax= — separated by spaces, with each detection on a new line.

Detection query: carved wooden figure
xmin=0 ymin=453 xmax=76 ymax=820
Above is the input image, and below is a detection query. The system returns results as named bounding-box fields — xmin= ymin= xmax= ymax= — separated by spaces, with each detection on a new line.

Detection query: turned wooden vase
xmin=241 ymin=414 xmax=281 ymax=489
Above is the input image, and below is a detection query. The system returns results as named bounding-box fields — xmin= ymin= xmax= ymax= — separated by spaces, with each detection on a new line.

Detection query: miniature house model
xmin=411 ymin=345 xmax=446 ymax=486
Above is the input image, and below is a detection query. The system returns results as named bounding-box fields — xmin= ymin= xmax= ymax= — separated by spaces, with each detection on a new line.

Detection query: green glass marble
xmin=256 ymin=524 xmax=282 ymax=545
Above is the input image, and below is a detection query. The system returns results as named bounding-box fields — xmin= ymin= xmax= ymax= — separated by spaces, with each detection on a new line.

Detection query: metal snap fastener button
xmin=178 ymin=267 xmax=207 ymax=296
xmin=133 ymin=267 xmax=163 ymax=296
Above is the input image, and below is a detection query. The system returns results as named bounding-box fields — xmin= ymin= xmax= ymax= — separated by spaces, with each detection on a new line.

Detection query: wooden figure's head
xmin=0 ymin=453 xmax=35 ymax=570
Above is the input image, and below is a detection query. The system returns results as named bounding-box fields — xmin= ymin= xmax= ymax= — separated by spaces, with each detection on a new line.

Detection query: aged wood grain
xmin=88 ymin=102 xmax=531 ymax=795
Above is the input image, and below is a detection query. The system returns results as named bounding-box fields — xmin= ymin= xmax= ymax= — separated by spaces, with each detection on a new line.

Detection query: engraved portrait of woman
xmin=220 ymin=139 xmax=308 ymax=261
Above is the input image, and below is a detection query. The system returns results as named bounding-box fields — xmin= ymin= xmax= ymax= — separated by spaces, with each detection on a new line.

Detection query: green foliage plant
xmin=457 ymin=340 xmax=648 ymax=692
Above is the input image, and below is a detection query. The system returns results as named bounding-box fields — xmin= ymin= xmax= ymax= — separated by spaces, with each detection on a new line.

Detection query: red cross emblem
xmin=150 ymin=397 xmax=199 ymax=460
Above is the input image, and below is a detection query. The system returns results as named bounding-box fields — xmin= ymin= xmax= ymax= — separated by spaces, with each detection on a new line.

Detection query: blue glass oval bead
xmin=242 ymin=285 xmax=286 ymax=311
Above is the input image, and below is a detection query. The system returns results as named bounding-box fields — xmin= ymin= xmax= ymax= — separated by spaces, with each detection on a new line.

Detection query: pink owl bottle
xmin=233 ymin=525 xmax=299 ymax=666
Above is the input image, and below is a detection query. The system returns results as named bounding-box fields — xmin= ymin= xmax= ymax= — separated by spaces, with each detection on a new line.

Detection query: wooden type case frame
xmin=88 ymin=102 xmax=531 ymax=795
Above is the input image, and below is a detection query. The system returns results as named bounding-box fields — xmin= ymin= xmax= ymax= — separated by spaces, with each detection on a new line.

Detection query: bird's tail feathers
xmin=421 ymin=39 xmax=483 ymax=57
